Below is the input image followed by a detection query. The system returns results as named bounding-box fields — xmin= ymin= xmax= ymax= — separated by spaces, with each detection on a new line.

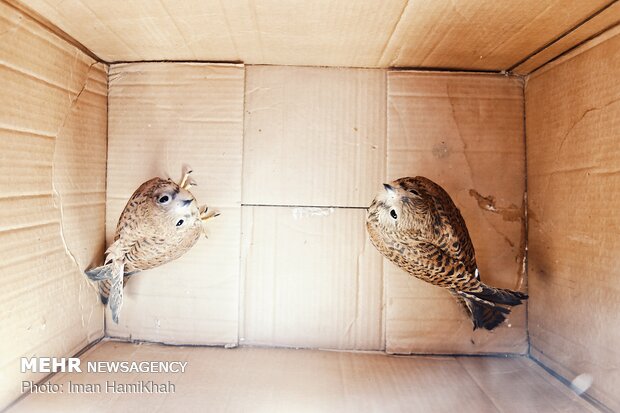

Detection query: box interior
xmin=1 ymin=1 xmax=618 ymax=411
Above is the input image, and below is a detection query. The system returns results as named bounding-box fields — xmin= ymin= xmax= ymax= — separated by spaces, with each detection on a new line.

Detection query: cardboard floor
xmin=10 ymin=341 xmax=594 ymax=413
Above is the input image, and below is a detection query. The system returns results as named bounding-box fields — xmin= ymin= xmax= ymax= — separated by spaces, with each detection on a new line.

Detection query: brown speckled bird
xmin=85 ymin=167 xmax=218 ymax=323
xmin=366 ymin=176 xmax=527 ymax=330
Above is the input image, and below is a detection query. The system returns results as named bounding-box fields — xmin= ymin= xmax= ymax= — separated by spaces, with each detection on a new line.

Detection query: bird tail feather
xmin=472 ymin=286 xmax=528 ymax=306
xmin=108 ymin=272 xmax=124 ymax=324
xmin=457 ymin=285 xmax=527 ymax=330
xmin=85 ymin=263 xmax=115 ymax=281
xmin=464 ymin=298 xmax=510 ymax=330
xmin=84 ymin=262 xmax=130 ymax=324
xmin=99 ymin=273 xmax=137 ymax=303
xmin=85 ymin=263 xmax=116 ymax=305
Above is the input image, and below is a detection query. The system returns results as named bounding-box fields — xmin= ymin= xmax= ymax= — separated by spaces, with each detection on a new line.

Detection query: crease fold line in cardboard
xmin=243 ymin=203 xmax=369 ymax=210
xmin=51 ymin=60 xmax=97 ymax=278
xmin=509 ymin=0 xmax=620 ymax=73
xmin=377 ymin=0 xmax=410 ymax=67
xmin=2 ymin=0 xmax=104 ymax=63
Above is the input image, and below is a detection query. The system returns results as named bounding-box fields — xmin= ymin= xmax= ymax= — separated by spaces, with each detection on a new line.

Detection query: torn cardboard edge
xmin=52 ymin=61 xmax=99 ymax=275
xmin=51 ymin=59 xmax=108 ymax=342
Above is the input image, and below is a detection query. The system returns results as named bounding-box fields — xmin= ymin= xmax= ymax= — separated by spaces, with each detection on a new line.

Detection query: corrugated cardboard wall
xmin=3 ymin=0 xmax=619 ymax=409
xmin=104 ymin=65 xmax=527 ymax=353
xmin=0 ymin=2 xmax=107 ymax=410
xmin=386 ymin=72 xmax=527 ymax=354
xmin=16 ymin=0 xmax=616 ymax=73
xmin=106 ymin=63 xmax=244 ymax=345
xmin=526 ymin=27 xmax=620 ymax=411
xmin=240 ymin=66 xmax=386 ymax=350
xmin=239 ymin=66 xmax=528 ymax=352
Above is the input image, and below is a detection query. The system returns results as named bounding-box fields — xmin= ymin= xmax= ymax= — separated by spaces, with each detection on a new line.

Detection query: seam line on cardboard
xmin=507 ymin=0 xmax=620 ymax=73
xmin=388 ymin=66 xmax=504 ymax=74
xmin=527 ymin=20 xmax=620 ymax=75
xmin=235 ymin=66 xmax=248 ymax=347
xmin=109 ymin=59 xmax=244 ymax=66
xmin=2 ymin=0 xmax=106 ymax=64
xmin=381 ymin=69 xmax=389 ymax=351
xmin=102 ymin=65 xmax=110 ymax=337
xmin=102 ymin=337 xmax=529 ymax=358
xmin=50 ymin=59 xmax=103 ymax=332
xmin=2 ymin=335 xmax=104 ymax=412
xmin=241 ymin=203 xmax=369 ymax=210
xmin=157 ymin=0 xmax=196 ymax=60
xmin=51 ymin=61 xmax=97 ymax=276
xmin=108 ymin=61 xmax=509 ymax=73
xmin=377 ymin=0 xmax=409 ymax=66
xmin=528 ymin=352 xmax=614 ymax=413
xmin=521 ymin=78 xmax=531 ymax=357
xmin=455 ymin=358 xmax=505 ymax=412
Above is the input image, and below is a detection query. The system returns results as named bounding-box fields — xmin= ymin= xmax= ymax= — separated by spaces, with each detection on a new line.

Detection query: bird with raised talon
xmin=85 ymin=167 xmax=218 ymax=323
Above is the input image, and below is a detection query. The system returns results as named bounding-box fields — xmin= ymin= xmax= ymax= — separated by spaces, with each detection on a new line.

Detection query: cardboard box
xmin=1 ymin=0 xmax=618 ymax=411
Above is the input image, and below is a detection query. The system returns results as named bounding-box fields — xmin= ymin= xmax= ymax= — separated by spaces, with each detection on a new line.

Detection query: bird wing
xmin=400 ymin=241 xmax=481 ymax=291
xmin=399 ymin=176 xmax=477 ymax=273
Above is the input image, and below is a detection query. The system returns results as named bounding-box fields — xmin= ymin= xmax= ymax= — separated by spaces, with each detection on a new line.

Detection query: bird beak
xmin=383 ymin=183 xmax=395 ymax=194
xmin=181 ymin=198 xmax=193 ymax=207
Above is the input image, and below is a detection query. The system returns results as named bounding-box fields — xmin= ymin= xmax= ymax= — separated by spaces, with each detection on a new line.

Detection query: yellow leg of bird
xmin=199 ymin=205 xmax=220 ymax=238
xmin=179 ymin=167 xmax=197 ymax=190
xmin=199 ymin=206 xmax=220 ymax=222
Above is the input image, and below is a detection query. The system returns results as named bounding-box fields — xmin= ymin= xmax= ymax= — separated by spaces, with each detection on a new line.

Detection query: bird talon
xmin=200 ymin=211 xmax=220 ymax=222
xmin=179 ymin=167 xmax=195 ymax=190
xmin=199 ymin=209 xmax=219 ymax=239
xmin=184 ymin=178 xmax=197 ymax=190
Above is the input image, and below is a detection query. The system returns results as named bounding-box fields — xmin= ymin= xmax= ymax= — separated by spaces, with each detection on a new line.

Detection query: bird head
xmin=151 ymin=180 xmax=200 ymax=231
xmin=369 ymin=181 xmax=427 ymax=232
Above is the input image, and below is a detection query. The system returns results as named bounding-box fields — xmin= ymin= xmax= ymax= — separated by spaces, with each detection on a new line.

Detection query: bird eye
xmin=176 ymin=219 xmax=184 ymax=227
xmin=158 ymin=195 xmax=170 ymax=204
xmin=409 ymin=189 xmax=420 ymax=196
xmin=390 ymin=209 xmax=398 ymax=219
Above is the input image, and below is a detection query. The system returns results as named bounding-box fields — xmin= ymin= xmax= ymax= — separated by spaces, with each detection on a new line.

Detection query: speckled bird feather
xmin=85 ymin=168 xmax=218 ymax=323
xmin=367 ymin=176 xmax=527 ymax=330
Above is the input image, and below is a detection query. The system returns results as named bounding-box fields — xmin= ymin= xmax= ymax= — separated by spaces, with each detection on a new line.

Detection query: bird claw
xmin=179 ymin=166 xmax=197 ymax=190
xmin=199 ymin=206 xmax=220 ymax=238
xmin=199 ymin=205 xmax=220 ymax=222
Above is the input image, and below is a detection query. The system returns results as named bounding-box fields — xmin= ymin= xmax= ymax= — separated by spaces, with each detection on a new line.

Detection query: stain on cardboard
xmin=432 ymin=141 xmax=450 ymax=159
xmin=468 ymin=189 xmax=522 ymax=222
xmin=469 ymin=189 xmax=526 ymax=289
